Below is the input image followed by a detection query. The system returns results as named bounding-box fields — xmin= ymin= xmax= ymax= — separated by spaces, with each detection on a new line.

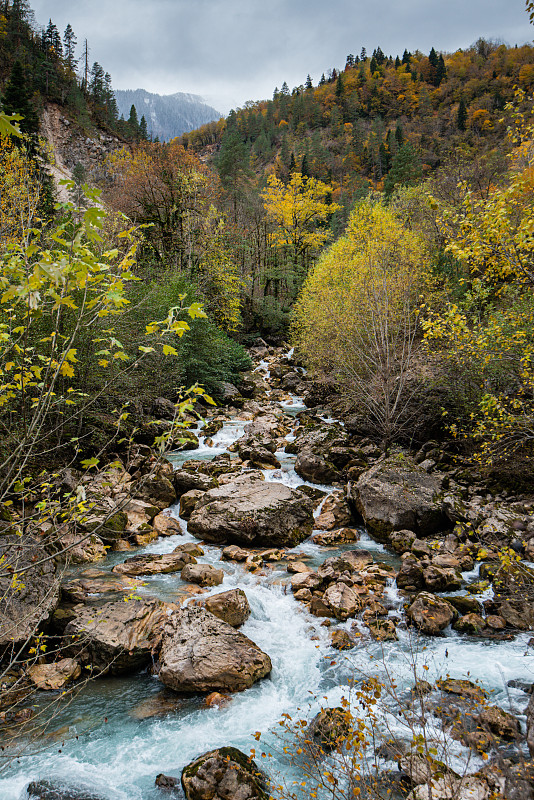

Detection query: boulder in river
xmin=26 ymin=780 xmax=105 ymax=800
xmin=173 ymin=468 xmax=217 ymax=497
xmin=306 ymin=707 xmax=352 ymax=752
xmin=323 ymin=582 xmax=361 ymax=620
xmin=348 ymin=456 xmax=449 ymax=540
xmin=158 ymin=606 xmax=271 ymax=693
xmin=294 ymin=448 xmax=341 ymax=485
xmin=188 ymin=473 xmax=314 ymax=548
xmin=27 ymin=658 xmax=81 ymax=691
xmin=181 ymin=563 xmax=224 ymax=587
xmin=112 ymin=548 xmax=197 ymax=576
xmin=64 ymin=599 xmax=174 ymax=675
xmin=314 ymin=490 xmax=353 ymax=530
xmin=181 ymin=746 xmax=268 ymax=800
xmin=153 ymin=512 xmax=183 ymax=536
xmin=199 ymin=588 xmax=251 ymax=627
xmin=0 ymin=533 xmax=61 ymax=655
xmin=406 ymin=592 xmax=456 ymax=635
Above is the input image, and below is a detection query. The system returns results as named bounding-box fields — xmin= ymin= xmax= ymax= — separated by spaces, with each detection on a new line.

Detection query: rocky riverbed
xmin=2 ymin=345 xmax=534 ymax=800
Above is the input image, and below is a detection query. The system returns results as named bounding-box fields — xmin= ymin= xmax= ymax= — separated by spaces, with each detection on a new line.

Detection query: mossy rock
xmin=181 ymin=746 xmax=268 ymax=800
xmin=106 ymin=511 xmax=128 ymax=532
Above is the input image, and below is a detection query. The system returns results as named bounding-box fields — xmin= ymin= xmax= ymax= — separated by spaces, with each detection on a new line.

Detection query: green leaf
xmin=81 ymin=457 xmax=100 ymax=470
xmin=0 ymin=112 xmax=22 ymax=137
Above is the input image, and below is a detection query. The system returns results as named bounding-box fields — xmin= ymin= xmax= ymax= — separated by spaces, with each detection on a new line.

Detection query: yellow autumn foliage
xmin=292 ymin=200 xmax=427 ymax=446
xmin=423 ymin=92 xmax=534 ymax=470
xmin=0 ymin=134 xmax=40 ymax=247
xmin=261 ymin=172 xmax=341 ymax=256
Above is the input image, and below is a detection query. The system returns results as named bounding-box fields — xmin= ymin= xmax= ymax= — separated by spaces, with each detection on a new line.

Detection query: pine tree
xmin=104 ymin=74 xmax=118 ymax=123
xmin=335 ymin=72 xmax=344 ymax=98
xmin=90 ymin=62 xmax=105 ymax=103
xmin=395 ymin=55 xmax=401 ymax=68
xmin=395 ymin=123 xmax=404 ymax=147
xmin=370 ymin=56 xmax=378 ymax=75
xmin=63 ymin=24 xmax=77 ymax=70
xmin=402 ymin=49 xmax=411 ymax=66
xmin=139 ymin=114 xmax=148 ymax=140
xmin=45 ymin=19 xmax=62 ymax=57
xmin=128 ymin=103 xmax=139 ymax=137
xmin=345 ymin=54 xmax=355 ymax=69
xmin=373 ymin=46 xmax=385 ymax=65
xmin=360 ymin=47 xmax=367 ymax=61
xmin=281 ymin=81 xmax=290 ymax=95
xmin=305 ymin=74 xmax=313 ymax=90
xmin=436 ymin=54 xmax=446 ymax=86
xmin=301 ymin=153 xmax=309 ymax=177
xmin=319 ymin=73 xmax=326 ymax=86
xmin=384 ymin=143 xmax=422 ymax=196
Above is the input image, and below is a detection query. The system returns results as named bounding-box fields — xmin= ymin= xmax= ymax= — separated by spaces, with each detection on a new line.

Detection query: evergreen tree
xmin=436 ymin=54 xmax=446 ymax=86
xmin=379 ymin=140 xmax=391 ymax=175
xmin=139 ymin=114 xmax=148 ymax=140
xmin=63 ymin=24 xmax=77 ymax=70
xmin=305 ymin=74 xmax=313 ymax=90
xmin=384 ymin=143 xmax=422 ymax=196
xmin=128 ymin=103 xmax=139 ymax=137
xmin=44 ymin=19 xmax=62 ymax=57
xmin=395 ymin=123 xmax=404 ymax=147
xmin=103 ymin=73 xmax=117 ymax=122
xmin=402 ymin=49 xmax=411 ymax=65
xmin=90 ymin=62 xmax=105 ymax=103
xmin=2 ymin=59 xmax=39 ymax=137
xmin=319 ymin=73 xmax=326 ymax=86
xmin=335 ymin=72 xmax=344 ymax=98
xmin=457 ymin=98 xmax=467 ymax=131
xmin=345 ymin=54 xmax=355 ymax=69
xmin=9 ymin=0 xmax=31 ymax=42
xmin=301 ymin=153 xmax=309 ymax=177
xmin=370 ymin=56 xmax=378 ymax=74
xmin=395 ymin=55 xmax=401 ymax=68
xmin=373 ymin=46 xmax=385 ymax=65
xmin=360 ymin=47 xmax=367 ymax=61
xmin=281 ymin=81 xmax=290 ymax=95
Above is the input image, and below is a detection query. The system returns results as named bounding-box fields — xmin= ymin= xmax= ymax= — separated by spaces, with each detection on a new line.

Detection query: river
xmin=2 ymin=355 xmax=533 ymax=799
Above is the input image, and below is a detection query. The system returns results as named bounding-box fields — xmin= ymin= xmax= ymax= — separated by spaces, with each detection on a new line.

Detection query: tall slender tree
xmin=63 ymin=24 xmax=77 ymax=70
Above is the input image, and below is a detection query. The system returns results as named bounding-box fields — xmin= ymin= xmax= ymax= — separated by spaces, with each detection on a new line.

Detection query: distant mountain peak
xmin=114 ymin=88 xmax=222 ymax=141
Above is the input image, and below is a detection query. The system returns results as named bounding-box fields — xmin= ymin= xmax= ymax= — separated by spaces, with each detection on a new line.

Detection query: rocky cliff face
xmin=40 ymin=103 xmax=126 ymax=201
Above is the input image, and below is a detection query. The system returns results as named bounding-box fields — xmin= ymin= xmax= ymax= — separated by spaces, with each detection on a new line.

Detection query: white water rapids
xmin=2 ymin=361 xmax=534 ymax=799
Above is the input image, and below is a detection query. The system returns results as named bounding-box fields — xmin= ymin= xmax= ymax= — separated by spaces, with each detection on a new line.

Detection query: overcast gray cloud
xmin=30 ymin=0 xmax=532 ymax=113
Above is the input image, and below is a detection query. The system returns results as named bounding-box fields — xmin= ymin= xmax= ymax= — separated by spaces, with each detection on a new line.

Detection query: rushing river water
xmin=2 ymin=358 xmax=534 ymax=799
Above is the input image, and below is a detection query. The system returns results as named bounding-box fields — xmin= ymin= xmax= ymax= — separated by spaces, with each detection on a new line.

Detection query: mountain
xmin=114 ymin=89 xmax=222 ymax=141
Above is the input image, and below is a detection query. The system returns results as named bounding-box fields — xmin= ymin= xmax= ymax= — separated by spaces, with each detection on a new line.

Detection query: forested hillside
xmin=169 ymin=39 xmax=534 ymax=333
xmin=0 ymin=0 xmax=147 ymax=139
xmin=185 ymin=39 xmax=534 ymax=197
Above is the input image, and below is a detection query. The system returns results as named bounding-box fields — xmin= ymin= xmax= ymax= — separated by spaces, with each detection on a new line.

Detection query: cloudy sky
xmin=31 ymin=0 xmax=532 ymax=114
